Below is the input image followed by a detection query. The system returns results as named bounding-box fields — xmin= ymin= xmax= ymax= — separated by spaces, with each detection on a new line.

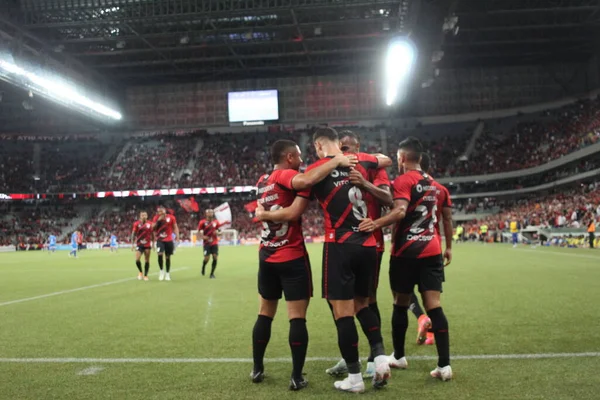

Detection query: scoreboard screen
xmin=227 ymin=90 xmax=279 ymax=124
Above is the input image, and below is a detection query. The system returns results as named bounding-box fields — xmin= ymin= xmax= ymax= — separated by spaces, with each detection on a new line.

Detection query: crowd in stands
xmin=1 ymin=96 xmax=600 ymax=192
xmin=450 ymin=97 xmax=600 ymax=177
xmin=0 ymin=202 xmax=78 ymax=246
xmin=103 ymin=133 xmax=199 ymax=190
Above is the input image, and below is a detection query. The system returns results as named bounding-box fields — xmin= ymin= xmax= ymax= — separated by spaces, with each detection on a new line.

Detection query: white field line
xmin=0 ymin=352 xmax=599 ymax=364
xmin=77 ymin=366 xmax=104 ymax=375
xmin=0 ymin=267 xmax=191 ymax=307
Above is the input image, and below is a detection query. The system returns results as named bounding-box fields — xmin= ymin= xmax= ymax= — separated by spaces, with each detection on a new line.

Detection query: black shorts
xmin=322 ymin=243 xmax=376 ymax=300
xmin=370 ymin=251 xmax=384 ymax=298
xmin=258 ymin=255 xmax=313 ymax=301
xmin=204 ymin=244 xmax=219 ymax=256
xmin=389 ymin=255 xmax=444 ymax=294
xmin=136 ymin=244 xmax=151 ymax=252
xmin=157 ymin=241 xmax=174 ymax=256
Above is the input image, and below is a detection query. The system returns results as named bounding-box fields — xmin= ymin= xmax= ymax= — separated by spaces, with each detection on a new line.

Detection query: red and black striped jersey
xmin=132 ymin=220 xmax=153 ymax=247
xmin=307 ymin=153 xmax=379 ymax=247
xmin=197 ymin=219 xmax=223 ymax=246
xmin=366 ymin=167 xmax=390 ymax=253
xmin=152 ymin=214 xmax=177 ymax=242
xmin=256 ymin=169 xmax=310 ymax=263
xmin=392 ymin=170 xmax=442 ymax=258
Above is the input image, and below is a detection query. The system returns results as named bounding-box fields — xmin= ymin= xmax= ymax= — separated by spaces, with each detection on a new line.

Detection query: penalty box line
xmin=0 ymin=267 xmax=191 ymax=307
xmin=0 ymin=352 xmax=599 ymax=364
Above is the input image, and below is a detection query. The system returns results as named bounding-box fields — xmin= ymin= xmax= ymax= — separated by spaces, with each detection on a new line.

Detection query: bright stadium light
xmin=0 ymin=57 xmax=122 ymax=121
xmin=384 ymin=37 xmax=417 ymax=106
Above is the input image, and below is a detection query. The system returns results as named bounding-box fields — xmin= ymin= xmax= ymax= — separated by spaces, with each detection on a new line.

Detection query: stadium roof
xmin=2 ymin=0 xmax=599 ymax=86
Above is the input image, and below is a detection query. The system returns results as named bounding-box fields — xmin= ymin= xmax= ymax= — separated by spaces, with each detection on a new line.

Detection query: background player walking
xmin=153 ymin=206 xmax=179 ymax=281
xmin=131 ymin=211 xmax=153 ymax=281
xmin=197 ymin=209 xmax=227 ymax=279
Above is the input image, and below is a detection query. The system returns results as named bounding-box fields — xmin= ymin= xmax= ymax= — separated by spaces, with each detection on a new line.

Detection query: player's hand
xmin=334 ymin=153 xmax=358 ymax=168
xmin=255 ymin=203 xmax=266 ymax=221
xmin=358 ymin=218 xmax=377 ymax=232
xmin=349 ymin=170 xmax=367 ymax=188
xmin=444 ymin=248 xmax=452 ymax=266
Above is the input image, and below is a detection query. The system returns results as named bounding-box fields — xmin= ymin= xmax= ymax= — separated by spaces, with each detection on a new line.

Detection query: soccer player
xmin=414 ymin=152 xmax=453 ymax=346
xmin=510 ymin=216 xmax=519 ymax=247
xmin=153 ymin=206 xmax=179 ymax=281
xmin=252 ymin=139 xmax=357 ymax=391
xmin=358 ymin=137 xmax=453 ymax=381
xmin=47 ymin=234 xmax=57 ymax=253
xmin=325 ymin=130 xmax=393 ymax=378
xmin=109 ymin=234 xmax=118 ymax=253
xmin=131 ymin=211 xmax=153 ymax=281
xmin=258 ymin=128 xmax=392 ymax=393
xmin=68 ymin=231 xmax=79 ymax=258
xmin=197 ymin=209 xmax=228 ymax=279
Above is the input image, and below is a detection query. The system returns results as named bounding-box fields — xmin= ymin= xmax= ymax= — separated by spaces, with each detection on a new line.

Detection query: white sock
xmin=348 ymin=372 xmax=363 ymax=383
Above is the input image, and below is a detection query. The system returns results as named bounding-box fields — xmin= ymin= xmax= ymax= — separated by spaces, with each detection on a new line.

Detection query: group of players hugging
xmin=251 ymin=127 xmax=453 ymax=393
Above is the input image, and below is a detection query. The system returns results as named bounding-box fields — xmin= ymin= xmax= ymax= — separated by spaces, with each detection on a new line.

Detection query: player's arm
xmin=130 ymin=228 xmax=136 ymax=251
xmin=358 ymin=199 xmax=408 ymax=232
xmin=290 ymin=154 xmax=357 ymax=191
xmin=442 ymin=207 xmax=453 ymax=266
xmin=372 ymin=153 xmax=392 ymax=168
xmin=256 ymin=196 xmax=310 ymax=222
xmin=348 ymin=170 xmax=392 ymax=207
xmin=173 ymin=222 xmax=180 ymax=241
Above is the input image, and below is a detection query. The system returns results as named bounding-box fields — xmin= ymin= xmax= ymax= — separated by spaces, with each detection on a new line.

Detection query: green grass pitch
xmin=1 ymin=243 xmax=600 ymax=399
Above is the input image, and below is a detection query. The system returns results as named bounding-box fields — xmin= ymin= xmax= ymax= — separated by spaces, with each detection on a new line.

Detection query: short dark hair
xmin=339 ymin=130 xmax=360 ymax=143
xmin=313 ymin=127 xmax=339 ymax=143
xmin=398 ymin=136 xmax=423 ymax=163
xmin=270 ymin=139 xmax=298 ymax=164
xmin=420 ymin=152 xmax=431 ymax=172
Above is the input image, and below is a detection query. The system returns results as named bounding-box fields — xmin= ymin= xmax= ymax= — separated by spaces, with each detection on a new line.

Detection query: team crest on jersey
xmin=166 ymin=217 xmax=171 ymax=222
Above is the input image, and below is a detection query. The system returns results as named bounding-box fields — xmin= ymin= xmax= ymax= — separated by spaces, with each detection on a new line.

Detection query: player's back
xmin=392 ymin=170 xmax=441 ymax=258
xmin=308 ymin=153 xmax=378 ymax=246
xmin=256 ymin=169 xmax=308 ymax=262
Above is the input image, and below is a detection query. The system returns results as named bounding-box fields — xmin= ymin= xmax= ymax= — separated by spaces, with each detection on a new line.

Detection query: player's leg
xmin=388 ymin=257 xmax=416 ymax=370
xmin=352 ymin=248 xmax=388 ymax=387
xmin=419 ymin=256 xmax=451 ymax=381
xmin=202 ymin=245 xmax=210 ymax=275
xmin=143 ymin=248 xmax=151 ymax=280
xmin=156 ymin=242 xmax=165 ymax=280
xmin=410 ymin=291 xmax=431 ymax=345
xmin=360 ymin=250 xmax=383 ymax=378
xmin=209 ymin=247 xmax=219 ymax=278
xmin=135 ymin=249 xmax=143 ymax=280
xmin=280 ymin=256 xmax=312 ymax=391
xmin=324 ymin=244 xmax=364 ymax=393
xmin=164 ymin=243 xmax=174 ymax=281
xmin=252 ymin=260 xmax=281 ymax=383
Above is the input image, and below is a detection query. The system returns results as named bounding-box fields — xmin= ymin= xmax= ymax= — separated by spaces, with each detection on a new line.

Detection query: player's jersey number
xmin=348 ymin=187 xmax=368 ymax=220
xmin=261 ymin=205 xmax=289 ymax=239
xmin=409 ymin=204 xmax=438 ymax=234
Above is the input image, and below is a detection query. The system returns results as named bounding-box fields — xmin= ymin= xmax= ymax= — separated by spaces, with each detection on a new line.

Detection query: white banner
xmin=214 ymin=202 xmax=232 ymax=229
